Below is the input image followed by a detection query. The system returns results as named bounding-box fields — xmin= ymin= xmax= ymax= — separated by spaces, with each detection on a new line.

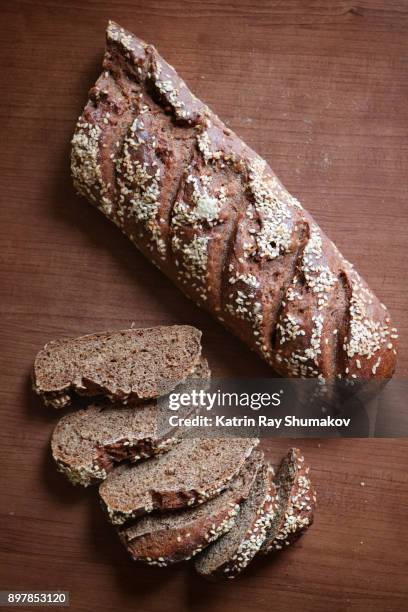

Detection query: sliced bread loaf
xmin=33 ymin=325 xmax=202 ymax=408
xmin=260 ymin=448 xmax=316 ymax=554
xmin=99 ymin=437 xmax=259 ymax=525
xmin=118 ymin=449 xmax=264 ymax=566
xmin=194 ymin=462 xmax=278 ymax=579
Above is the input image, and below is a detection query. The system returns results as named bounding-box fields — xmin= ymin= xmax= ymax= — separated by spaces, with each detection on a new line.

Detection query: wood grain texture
xmin=0 ymin=1 xmax=407 ymax=611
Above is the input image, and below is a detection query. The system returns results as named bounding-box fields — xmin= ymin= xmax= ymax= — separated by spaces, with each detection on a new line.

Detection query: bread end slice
xmin=260 ymin=447 xmax=316 ymax=554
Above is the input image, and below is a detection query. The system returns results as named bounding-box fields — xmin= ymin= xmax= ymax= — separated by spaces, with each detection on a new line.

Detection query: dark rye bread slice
xmin=33 ymin=325 xmax=202 ymax=409
xmin=260 ymin=448 xmax=316 ymax=554
xmin=51 ymin=357 xmax=210 ymax=487
xmin=99 ymin=437 xmax=259 ymax=525
xmin=51 ymin=401 xmax=175 ymax=487
xmin=118 ymin=449 xmax=264 ymax=566
xmin=195 ymin=462 xmax=278 ymax=579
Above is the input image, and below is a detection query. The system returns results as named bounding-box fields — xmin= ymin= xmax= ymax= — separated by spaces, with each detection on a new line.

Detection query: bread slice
xmin=260 ymin=448 xmax=316 ymax=554
xmin=51 ymin=402 xmax=168 ymax=487
xmin=33 ymin=325 xmax=202 ymax=408
xmin=99 ymin=437 xmax=259 ymax=525
xmin=118 ymin=449 xmax=264 ymax=566
xmin=50 ymin=357 xmax=208 ymax=487
xmin=194 ymin=462 xmax=278 ymax=579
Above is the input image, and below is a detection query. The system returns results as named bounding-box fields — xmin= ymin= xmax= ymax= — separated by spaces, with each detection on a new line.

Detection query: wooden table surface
xmin=1 ymin=1 xmax=408 ymax=611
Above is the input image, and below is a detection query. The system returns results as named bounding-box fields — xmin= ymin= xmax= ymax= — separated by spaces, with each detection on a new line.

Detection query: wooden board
xmin=1 ymin=1 xmax=407 ymax=611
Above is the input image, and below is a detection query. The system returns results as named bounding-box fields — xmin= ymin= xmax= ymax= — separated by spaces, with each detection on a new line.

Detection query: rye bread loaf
xmin=118 ymin=449 xmax=264 ymax=566
xmin=33 ymin=325 xmax=202 ymax=408
xmin=71 ymin=21 xmax=397 ymax=380
xmin=50 ymin=357 xmax=210 ymax=487
xmin=195 ymin=462 xmax=278 ymax=579
xmin=260 ymin=448 xmax=316 ymax=554
xmin=99 ymin=437 xmax=259 ymax=525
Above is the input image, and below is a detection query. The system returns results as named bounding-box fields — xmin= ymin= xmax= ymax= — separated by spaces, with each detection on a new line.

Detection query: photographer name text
xmin=168 ymin=414 xmax=351 ymax=428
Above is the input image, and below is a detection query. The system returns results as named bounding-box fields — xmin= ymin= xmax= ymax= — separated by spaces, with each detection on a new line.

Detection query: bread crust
xmin=71 ymin=22 xmax=397 ymax=380
xmin=121 ymin=505 xmax=239 ymax=567
xmin=260 ymin=448 xmax=316 ymax=554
